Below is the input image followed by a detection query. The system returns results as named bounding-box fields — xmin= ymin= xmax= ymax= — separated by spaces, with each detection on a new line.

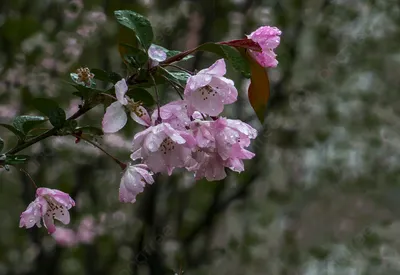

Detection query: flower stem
xmin=149 ymin=73 xmax=162 ymax=124
xmin=20 ymin=168 xmax=38 ymax=189
xmin=72 ymin=133 xmax=126 ymax=170
xmin=7 ymin=105 xmax=95 ymax=155
xmin=161 ymin=75 xmax=184 ymax=100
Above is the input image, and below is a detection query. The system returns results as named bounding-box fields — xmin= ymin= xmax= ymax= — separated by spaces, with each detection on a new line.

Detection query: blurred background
xmin=1 ymin=0 xmax=400 ymax=274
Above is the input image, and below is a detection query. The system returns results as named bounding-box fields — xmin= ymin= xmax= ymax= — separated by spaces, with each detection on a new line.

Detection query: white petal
xmin=115 ymin=79 xmax=128 ymax=105
xmin=102 ymin=102 xmax=127 ymax=133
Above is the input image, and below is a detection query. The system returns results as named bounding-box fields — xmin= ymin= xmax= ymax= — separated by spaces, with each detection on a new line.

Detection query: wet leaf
xmin=12 ymin=115 xmax=47 ymax=134
xmin=114 ymin=10 xmax=154 ymax=50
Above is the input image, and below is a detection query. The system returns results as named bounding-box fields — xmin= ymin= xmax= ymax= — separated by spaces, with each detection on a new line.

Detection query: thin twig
xmin=20 ymin=168 xmax=38 ymax=189
xmin=149 ymin=73 xmax=162 ymax=124
xmin=72 ymin=134 xmax=126 ymax=170
xmin=161 ymin=75 xmax=184 ymax=100
xmin=7 ymin=104 xmax=95 ymax=155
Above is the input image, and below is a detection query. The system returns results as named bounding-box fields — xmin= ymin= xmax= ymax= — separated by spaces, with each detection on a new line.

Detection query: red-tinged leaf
xmin=243 ymin=50 xmax=270 ymax=123
xmin=219 ymin=39 xmax=262 ymax=52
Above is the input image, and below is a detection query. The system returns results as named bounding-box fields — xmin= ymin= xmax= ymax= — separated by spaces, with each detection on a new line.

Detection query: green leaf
xmin=126 ymin=88 xmax=155 ymax=106
xmin=242 ymin=50 xmax=270 ymax=123
xmin=70 ymin=73 xmax=96 ymax=88
xmin=167 ymin=51 xmax=194 ymax=60
xmin=158 ymin=67 xmax=190 ymax=86
xmin=114 ymin=10 xmax=154 ymax=50
xmin=119 ymin=43 xmax=149 ymax=68
xmin=0 ymin=137 xmax=4 ymax=152
xmin=31 ymin=98 xmax=66 ymax=128
xmin=49 ymin=108 xmax=66 ymax=128
xmin=197 ymin=43 xmax=251 ymax=78
xmin=75 ymin=126 xmax=104 ymax=136
xmin=5 ymin=154 xmax=30 ymax=165
xmin=12 ymin=115 xmax=47 ymax=134
xmin=90 ymin=69 xmax=122 ymax=84
xmin=32 ymin=98 xmax=60 ymax=115
xmin=0 ymin=124 xmax=25 ymax=140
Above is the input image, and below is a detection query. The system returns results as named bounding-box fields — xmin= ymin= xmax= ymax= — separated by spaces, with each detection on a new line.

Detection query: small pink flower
xmin=186 ymin=117 xmax=257 ymax=181
xmin=247 ymin=26 xmax=282 ymax=68
xmin=119 ymin=164 xmax=154 ymax=203
xmin=184 ymin=59 xmax=238 ymax=116
xmin=213 ymin=117 xmax=257 ymax=161
xmin=151 ymin=100 xmax=190 ymax=130
xmin=52 ymin=227 xmax=77 ymax=247
xmin=20 ymin=188 xmax=75 ymax=234
xmin=148 ymin=44 xmax=167 ymax=67
xmin=131 ymin=123 xmax=196 ymax=175
xmin=102 ymin=79 xmax=151 ymax=133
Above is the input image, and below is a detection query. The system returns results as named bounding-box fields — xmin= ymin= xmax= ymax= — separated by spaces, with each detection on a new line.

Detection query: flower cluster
xmin=104 ymin=58 xmax=259 ymax=202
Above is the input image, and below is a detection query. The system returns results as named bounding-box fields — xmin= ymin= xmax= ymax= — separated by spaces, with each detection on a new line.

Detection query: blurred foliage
xmin=1 ymin=0 xmax=400 ymax=275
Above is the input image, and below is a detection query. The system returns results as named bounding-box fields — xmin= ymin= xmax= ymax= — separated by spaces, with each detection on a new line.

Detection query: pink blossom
xmin=151 ymin=100 xmax=190 ymax=130
xmin=102 ymin=79 xmax=151 ymax=133
xmin=131 ymin=123 xmax=196 ymax=175
xmin=119 ymin=164 xmax=154 ymax=203
xmin=186 ymin=117 xmax=257 ymax=181
xmin=20 ymin=188 xmax=75 ymax=234
xmin=52 ymin=227 xmax=77 ymax=247
xmin=184 ymin=59 xmax=238 ymax=116
xmin=212 ymin=117 xmax=257 ymax=161
xmin=247 ymin=26 xmax=282 ymax=68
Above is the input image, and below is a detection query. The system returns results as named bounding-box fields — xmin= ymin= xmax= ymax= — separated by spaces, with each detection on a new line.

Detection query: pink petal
xmin=185 ymin=75 xmax=212 ymax=94
xmin=37 ymin=188 xmax=75 ymax=209
xmin=198 ymin=59 xmax=226 ymax=76
xmin=43 ymin=213 xmax=56 ymax=234
xmin=102 ymin=101 xmax=127 ymax=133
xmin=52 ymin=206 xmax=71 ymax=224
xmin=187 ymin=90 xmax=224 ymax=116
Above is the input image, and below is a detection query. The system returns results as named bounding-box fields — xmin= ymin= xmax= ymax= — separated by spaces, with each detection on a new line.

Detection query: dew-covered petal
xmin=198 ymin=59 xmax=226 ymax=76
